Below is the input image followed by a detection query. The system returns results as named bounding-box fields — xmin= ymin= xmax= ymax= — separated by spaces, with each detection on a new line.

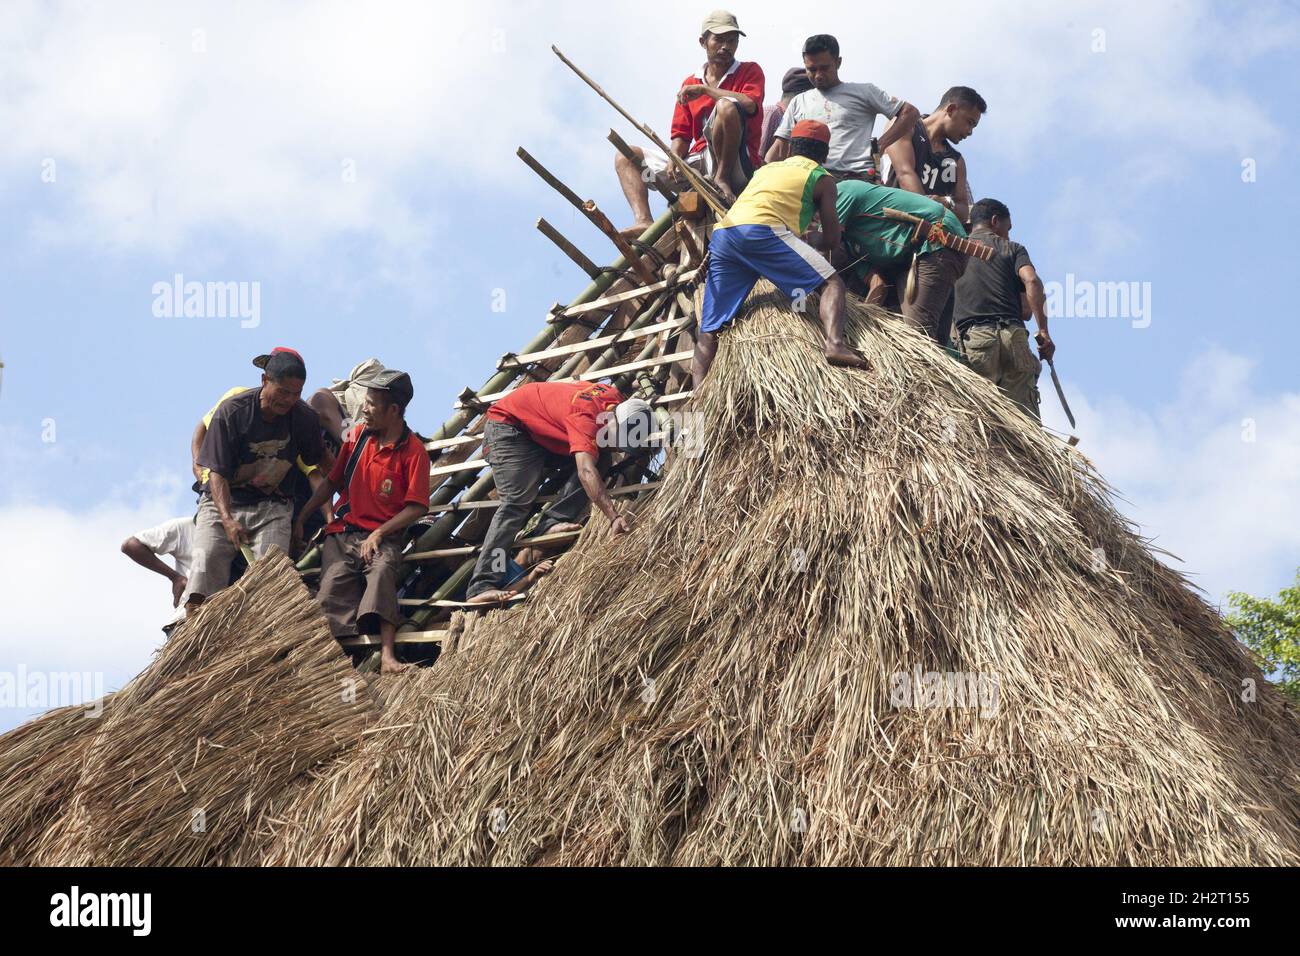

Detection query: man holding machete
xmin=953 ymin=198 xmax=1055 ymax=422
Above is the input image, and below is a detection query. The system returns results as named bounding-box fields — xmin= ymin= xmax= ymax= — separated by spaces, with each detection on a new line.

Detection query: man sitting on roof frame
xmin=296 ymin=368 xmax=431 ymax=674
xmin=614 ymin=9 xmax=765 ymax=238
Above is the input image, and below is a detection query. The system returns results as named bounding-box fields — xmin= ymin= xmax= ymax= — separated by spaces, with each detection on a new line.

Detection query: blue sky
xmin=2 ymin=0 xmax=1298 ymax=730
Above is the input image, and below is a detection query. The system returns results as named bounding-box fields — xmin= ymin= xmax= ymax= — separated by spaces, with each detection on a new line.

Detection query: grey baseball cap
xmin=355 ymin=367 xmax=414 ymax=407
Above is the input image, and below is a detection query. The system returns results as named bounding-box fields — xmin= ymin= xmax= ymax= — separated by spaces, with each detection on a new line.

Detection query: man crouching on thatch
xmin=465 ymin=381 xmax=655 ymax=606
xmin=295 ymin=369 xmax=431 ymax=674
xmin=692 ymin=119 xmax=869 ymax=386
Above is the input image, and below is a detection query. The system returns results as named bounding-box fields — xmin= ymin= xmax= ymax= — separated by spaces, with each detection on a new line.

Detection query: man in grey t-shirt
xmin=766 ymin=34 xmax=918 ymax=180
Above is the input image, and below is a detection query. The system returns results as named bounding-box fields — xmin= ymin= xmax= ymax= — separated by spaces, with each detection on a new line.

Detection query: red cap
xmin=252 ymin=346 xmax=304 ymax=369
xmin=790 ymin=120 xmax=831 ymax=144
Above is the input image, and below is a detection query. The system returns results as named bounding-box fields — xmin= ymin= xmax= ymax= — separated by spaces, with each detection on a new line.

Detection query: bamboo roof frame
xmin=294 ymin=130 xmax=707 ymax=642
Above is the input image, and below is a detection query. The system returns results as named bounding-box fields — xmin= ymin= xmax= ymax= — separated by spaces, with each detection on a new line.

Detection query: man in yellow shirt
xmin=693 ymin=119 xmax=868 ymax=386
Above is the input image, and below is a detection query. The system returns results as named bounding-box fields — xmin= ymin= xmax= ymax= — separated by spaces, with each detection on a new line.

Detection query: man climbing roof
xmin=834 ymin=179 xmax=971 ymax=347
xmin=466 ymin=381 xmax=653 ymax=606
xmin=297 ymin=368 xmax=431 ymax=674
xmin=190 ymin=347 xmax=338 ymax=550
xmin=759 ymin=66 xmax=814 ymax=159
xmin=884 ymin=86 xmax=986 ymax=223
xmin=185 ymin=348 xmax=325 ymax=613
xmin=121 ymin=516 xmax=195 ymax=634
xmin=693 ymin=119 xmax=869 ymax=386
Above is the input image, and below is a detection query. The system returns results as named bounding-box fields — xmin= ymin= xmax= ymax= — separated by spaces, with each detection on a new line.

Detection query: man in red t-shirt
xmin=466 ymin=381 xmax=654 ymax=605
xmin=296 ymin=368 xmax=430 ymax=674
xmin=614 ymin=10 xmax=764 ymax=237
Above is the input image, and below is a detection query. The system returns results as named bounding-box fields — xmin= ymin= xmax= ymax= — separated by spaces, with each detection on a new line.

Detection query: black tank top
xmin=886 ymin=117 xmax=961 ymax=198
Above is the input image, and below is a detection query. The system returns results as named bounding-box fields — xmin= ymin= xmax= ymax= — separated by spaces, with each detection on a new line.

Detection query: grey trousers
xmin=466 ymin=420 xmax=589 ymax=597
xmin=186 ymin=495 xmax=292 ymax=602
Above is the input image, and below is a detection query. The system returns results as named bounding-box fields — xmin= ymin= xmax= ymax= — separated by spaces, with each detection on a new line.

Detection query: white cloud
xmin=0 ymin=488 xmax=187 ymax=733
xmin=0 ymin=0 xmax=1288 ymax=277
xmin=1044 ymin=346 xmax=1300 ymax=605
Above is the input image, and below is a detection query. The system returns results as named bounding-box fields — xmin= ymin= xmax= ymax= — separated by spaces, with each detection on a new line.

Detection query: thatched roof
xmin=3 ymin=550 xmax=373 ymax=865
xmin=4 ymin=95 xmax=1297 ymax=861
xmin=230 ymin=291 xmax=1300 ymax=866
xmin=8 ymin=283 xmax=1296 ymax=866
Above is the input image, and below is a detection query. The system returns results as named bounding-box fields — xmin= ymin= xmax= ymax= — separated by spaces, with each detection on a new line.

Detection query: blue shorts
xmin=700 ymin=223 xmax=836 ymax=334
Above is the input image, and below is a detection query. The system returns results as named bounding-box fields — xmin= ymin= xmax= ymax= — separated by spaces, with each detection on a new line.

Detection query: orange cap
xmin=790 ymin=119 xmax=831 ymax=144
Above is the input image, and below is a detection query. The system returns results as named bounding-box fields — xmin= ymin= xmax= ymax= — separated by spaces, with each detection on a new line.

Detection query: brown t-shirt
xmin=198 ymin=387 xmax=324 ymax=505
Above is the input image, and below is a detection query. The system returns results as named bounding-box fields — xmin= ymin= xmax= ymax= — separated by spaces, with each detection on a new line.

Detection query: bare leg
xmin=466 ymin=589 xmax=513 ymax=605
xmin=540 ymin=522 xmax=581 ymax=535
xmin=818 ymin=277 xmax=870 ymax=369
xmin=378 ymin=619 xmax=410 ymax=674
xmin=864 ymin=269 xmax=891 ymax=305
xmin=705 ymin=98 xmax=743 ymax=205
xmin=692 ymin=330 xmax=720 ymax=388
xmin=615 ymin=145 xmax=654 ymax=239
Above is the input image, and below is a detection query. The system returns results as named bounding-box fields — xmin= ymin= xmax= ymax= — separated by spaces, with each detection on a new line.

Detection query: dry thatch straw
xmin=241 ymin=284 xmax=1300 ymax=866
xmin=0 ymin=696 xmax=114 ymax=865
xmin=23 ymin=549 xmax=375 ymax=866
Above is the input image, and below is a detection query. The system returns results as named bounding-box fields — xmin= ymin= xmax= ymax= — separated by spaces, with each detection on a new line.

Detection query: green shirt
xmin=835 ymin=181 xmax=967 ymax=278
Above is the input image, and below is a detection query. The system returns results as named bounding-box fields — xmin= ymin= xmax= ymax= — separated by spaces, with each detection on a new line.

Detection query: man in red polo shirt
xmin=615 ymin=9 xmax=764 ymax=237
xmin=295 ymin=368 xmax=430 ymax=674
xmin=466 ymin=381 xmax=654 ymax=605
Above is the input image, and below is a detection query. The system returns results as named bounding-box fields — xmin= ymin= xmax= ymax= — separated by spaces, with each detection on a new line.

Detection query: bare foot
xmin=619 ymin=221 xmax=653 ymax=241
xmin=825 ymin=343 xmax=870 ymax=370
xmin=546 ymin=522 xmax=583 ymax=535
xmin=712 ymin=177 xmax=738 ymax=206
xmin=466 ymin=589 xmax=513 ymax=605
xmin=532 ymin=559 xmax=556 ymax=578
xmin=380 ymin=653 xmax=411 ymax=674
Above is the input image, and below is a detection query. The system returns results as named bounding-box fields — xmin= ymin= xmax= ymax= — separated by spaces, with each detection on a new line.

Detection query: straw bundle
xmin=247 ymin=284 xmax=1300 ymax=865
xmin=26 ymin=549 xmax=374 ymax=866
xmin=0 ymin=697 xmax=114 ymax=865
xmin=5 ymin=285 xmax=1297 ymax=866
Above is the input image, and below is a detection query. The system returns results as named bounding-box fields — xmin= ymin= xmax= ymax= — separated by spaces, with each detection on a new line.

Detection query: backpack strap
xmin=332 ymin=428 xmax=373 ymax=526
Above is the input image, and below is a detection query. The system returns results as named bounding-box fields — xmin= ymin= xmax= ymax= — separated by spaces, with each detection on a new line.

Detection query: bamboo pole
xmin=675 ymin=220 xmax=704 ymax=267
xmin=500 ymin=314 xmax=690 ymax=369
xmin=552 ymin=45 xmax=727 ymax=216
xmin=536 ymin=218 xmax=601 ymax=279
xmin=582 ymin=200 xmax=659 ymax=285
xmin=608 ymin=128 xmax=677 ymax=204
xmin=517 ymin=147 xmax=586 ymax=212
xmin=558 ymin=267 xmax=697 ymax=319
xmin=295 ymin=211 xmax=676 ymax=573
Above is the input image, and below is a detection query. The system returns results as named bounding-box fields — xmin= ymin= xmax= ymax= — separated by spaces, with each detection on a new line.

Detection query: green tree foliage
xmin=1226 ymin=571 xmax=1300 ymax=703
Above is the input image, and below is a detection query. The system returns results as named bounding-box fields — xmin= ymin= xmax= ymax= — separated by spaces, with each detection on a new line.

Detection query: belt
xmin=827 ymin=168 xmax=879 ymax=183
xmin=959 ymin=317 xmax=1024 ymax=334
